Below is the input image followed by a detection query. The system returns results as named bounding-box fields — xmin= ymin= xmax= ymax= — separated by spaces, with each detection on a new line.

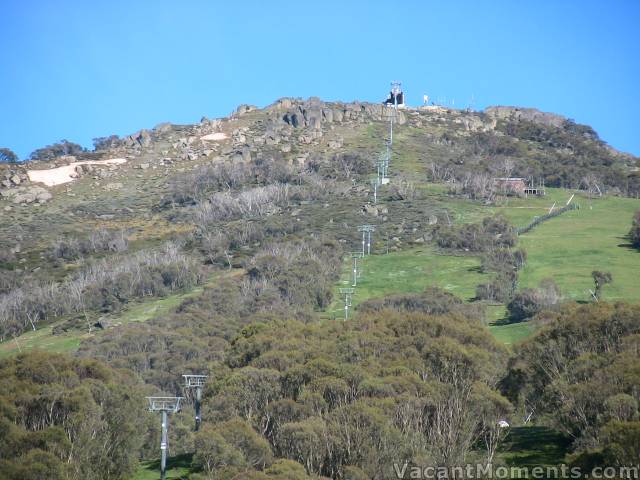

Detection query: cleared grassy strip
xmin=489 ymin=322 xmax=535 ymax=345
xmin=499 ymin=426 xmax=572 ymax=471
xmin=325 ymin=246 xmax=487 ymax=320
xmin=132 ymin=454 xmax=193 ymax=480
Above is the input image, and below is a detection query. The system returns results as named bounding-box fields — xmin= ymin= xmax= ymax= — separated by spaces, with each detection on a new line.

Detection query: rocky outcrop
xmin=484 ymin=106 xmax=566 ymax=128
xmin=122 ymin=129 xmax=152 ymax=148
xmin=1 ymin=185 xmax=52 ymax=205
xmin=281 ymin=98 xmax=407 ymax=131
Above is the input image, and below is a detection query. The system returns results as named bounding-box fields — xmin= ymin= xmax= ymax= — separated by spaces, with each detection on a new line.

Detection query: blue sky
xmin=1 ymin=0 xmax=639 ymax=159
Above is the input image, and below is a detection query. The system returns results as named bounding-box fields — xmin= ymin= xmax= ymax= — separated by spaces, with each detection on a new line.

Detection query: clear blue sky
xmin=1 ymin=0 xmax=639 ymax=159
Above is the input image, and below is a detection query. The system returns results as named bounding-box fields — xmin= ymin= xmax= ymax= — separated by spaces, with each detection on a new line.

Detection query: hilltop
xmin=1 ymin=97 xmax=640 ymax=479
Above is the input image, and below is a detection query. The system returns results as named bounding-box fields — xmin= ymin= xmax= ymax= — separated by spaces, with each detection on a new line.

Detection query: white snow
xmin=27 ymin=158 xmax=127 ymax=187
xmin=200 ymin=132 xmax=228 ymax=142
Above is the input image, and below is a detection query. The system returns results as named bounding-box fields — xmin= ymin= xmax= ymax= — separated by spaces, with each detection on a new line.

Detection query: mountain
xmin=1 ymin=97 xmax=639 ymax=479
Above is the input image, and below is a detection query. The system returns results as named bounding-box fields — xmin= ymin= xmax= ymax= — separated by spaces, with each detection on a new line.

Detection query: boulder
xmin=10 ymin=174 xmax=21 ymax=185
xmin=13 ymin=192 xmax=36 ymax=204
xmin=36 ymin=190 xmax=52 ymax=202
xmin=362 ymin=204 xmax=379 ymax=216
xmin=241 ymin=147 xmax=252 ymax=163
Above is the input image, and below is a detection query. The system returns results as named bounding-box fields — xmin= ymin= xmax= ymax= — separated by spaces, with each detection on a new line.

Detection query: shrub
xmin=507 ymin=278 xmax=561 ymax=322
xmin=435 ymin=215 xmax=516 ymax=252
xmin=630 ymin=210 xmax=640 ymax=249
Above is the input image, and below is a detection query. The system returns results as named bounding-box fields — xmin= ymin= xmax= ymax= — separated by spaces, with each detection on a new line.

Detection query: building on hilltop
xmin=493 ymin=177 xmax=546 ymax=196
xmin=494 ymin=177 xmax=526 ymax=196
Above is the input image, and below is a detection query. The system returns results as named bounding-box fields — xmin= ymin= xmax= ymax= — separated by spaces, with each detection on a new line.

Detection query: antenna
xmin=339 ymin=287 xmax=355 ymax=320
xmin=147 ymin=397 xmax=183 ymax=480
xmin=182 ymin=374 xmax=208 ymax=431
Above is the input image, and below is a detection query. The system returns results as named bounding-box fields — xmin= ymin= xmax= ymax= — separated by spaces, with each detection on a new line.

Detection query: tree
xmin=507 ymin=279 xmax=561 ymax=322
xmin=29 ymin=140 xmax=85 ymax=161
xmin=591 ymin=271 xmax=613 ymax=301
xmin=0 ymin=351 xmax=148 ymax=480
xmin=630 ymin=210 xmax=640 ymax=249
xmin=0 ymin=147 xmax=18 ymax=163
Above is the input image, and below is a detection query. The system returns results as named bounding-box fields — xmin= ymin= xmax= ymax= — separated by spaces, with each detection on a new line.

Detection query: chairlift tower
xmin=358 ymin=224 xmax=376 ymax=255
xmin=339 ymin=287 xmax=355 ymax=320
xmin=370 ymin=178 xmax=379 ymax=204
xmin=350 ymin=252 xmax=362 ymax=286
xmin=147 ymin=397 xmax=183 ymax=480
xmin=389 ymin=81 xmax=402 ymax=146
xmin=182 ymin=374 xmax=208 ymax=431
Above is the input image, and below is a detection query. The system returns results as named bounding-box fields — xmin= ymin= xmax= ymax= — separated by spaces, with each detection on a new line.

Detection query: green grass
xmin=324 ymin=188 xmax=640 ymax=344
xmin=499 ymin=426 xmax=572 ymax=470
xmin=132 ymin=454 xmax=194 ymax=480
xmin=510 ymin=193 xmax=640 ymax=303
xmin=325 ymin=246 xmax=488 ymax=320
xmin=489 ymin=322 xmax=536 ymax=345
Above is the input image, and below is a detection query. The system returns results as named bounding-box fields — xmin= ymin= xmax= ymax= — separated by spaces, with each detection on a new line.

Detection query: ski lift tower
xmin=147 ymin=396 xmax=183 ymax=480
xmin=350 ymin=251 xmax=362 ymax=286
xmin=339 ymin=287 xmax=355 ymax=320
xmin=370 ymin=177 xmax=379 ymax=204
xmin=357 ymin=224 xmax=376 ymax=256
xmin=182 ymin=374 xmax=208 ymax=431
xmin=389 ymin=81 xmax=402 ymax=146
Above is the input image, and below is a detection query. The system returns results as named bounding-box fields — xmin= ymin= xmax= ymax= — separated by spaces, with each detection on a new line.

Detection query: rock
xmin=13 ymin=192 xmax=36 ymax=204
xmin=363 ymin=204 xmax=379 ymax=216
xmin=4 ymin=206 xmax=11 ymax=211
xmin=154 ymin=122 xmax=172 ymax=134
xmin=35 ymin=190 xmax=52 ymax=202
xmin=139 ymin=163 xmax=150 ymax=170
xmin=235 ymin=104 xmax=256 ymax=115
xmin=265 ymin=135 xmax=279 ymax=145
xmin=241 ymin=147 xmax=252 ymax=163
xmin=428 ymin=214 xmax=438 ymax=225
xmin=484 ymin=106 xmax=566 ymax=128
xmin=10 ymin=174 xmax=21 ymax=185
xmin=328 ymin=140 xmax=342 ymax=149
xmin=105 ymin=183 xmax=123 ymax=191
xmin=281 ymin=144 xmax=292 ymax=153
xmin=322 ymin=108 xmax=334 ymax=123
xmin=1 ymin=180 xmax=11 ymax=188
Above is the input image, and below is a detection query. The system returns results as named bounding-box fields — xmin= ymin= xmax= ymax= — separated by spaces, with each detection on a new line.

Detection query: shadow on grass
xmin=142 ymin=453 xmax=193 ymax=472
xmin=501 ymin=426 xmax=572 ymax=468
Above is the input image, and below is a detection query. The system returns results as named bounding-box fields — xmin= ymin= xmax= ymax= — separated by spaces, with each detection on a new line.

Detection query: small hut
xmin=494 ymin=177 xmax=526 ymax=196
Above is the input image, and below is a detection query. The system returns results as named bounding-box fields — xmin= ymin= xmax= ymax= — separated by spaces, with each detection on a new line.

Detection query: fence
xmin=516 ymin=203 xmax=580 ymax=235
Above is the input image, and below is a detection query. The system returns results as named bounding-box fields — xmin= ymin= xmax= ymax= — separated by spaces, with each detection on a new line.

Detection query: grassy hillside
xmin=325 ymin=186 xmax=640 ymax=345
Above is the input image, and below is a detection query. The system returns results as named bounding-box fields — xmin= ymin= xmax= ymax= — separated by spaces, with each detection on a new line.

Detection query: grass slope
xmin=326 ymin=188 xmax=640 ymax=345
xmin=325 ymin=246 xmax=487 ymax=320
